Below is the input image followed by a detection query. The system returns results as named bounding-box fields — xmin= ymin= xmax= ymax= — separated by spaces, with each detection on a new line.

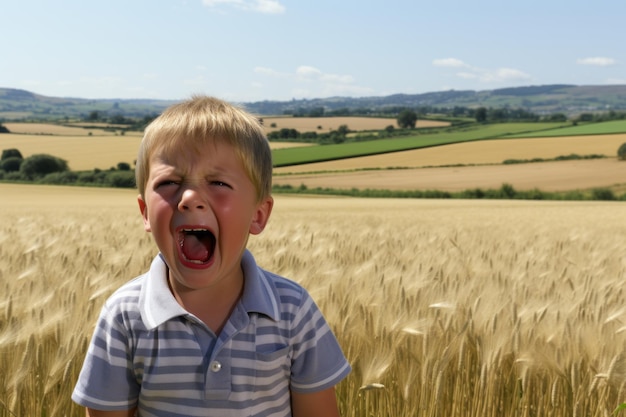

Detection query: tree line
xmin=0 ymin=148 xmax=135 ymax=188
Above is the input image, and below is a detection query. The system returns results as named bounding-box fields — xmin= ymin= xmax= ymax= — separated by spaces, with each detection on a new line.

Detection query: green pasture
xmin=505 ymin=120 xmax=626 ymax=138
xmin=272 ymin=120 xmax=626 ymax=167
xmin=272 ymin=122 xmax=568 ymax=167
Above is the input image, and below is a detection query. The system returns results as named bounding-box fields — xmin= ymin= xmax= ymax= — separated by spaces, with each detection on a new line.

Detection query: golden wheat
xmin=2 ymin=185 xmax=626 ymax=416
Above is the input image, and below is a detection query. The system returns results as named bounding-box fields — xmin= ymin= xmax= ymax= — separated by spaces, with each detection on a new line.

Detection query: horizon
xmin=4 ymin=0 xmax=625 ymax=102
xmin=3 ymin=83 xmax=624 ymax=105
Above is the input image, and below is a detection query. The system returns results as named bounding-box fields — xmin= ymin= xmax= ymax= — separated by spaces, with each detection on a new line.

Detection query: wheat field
xmin=2 ymin=184 xmax=626 ymax=416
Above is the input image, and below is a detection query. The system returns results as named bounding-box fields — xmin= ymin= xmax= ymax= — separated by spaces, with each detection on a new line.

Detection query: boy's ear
xmin=249 ymin=196 xmax=274 ymax=235
xmin=137 ymin=194 xmax=152 ymax=232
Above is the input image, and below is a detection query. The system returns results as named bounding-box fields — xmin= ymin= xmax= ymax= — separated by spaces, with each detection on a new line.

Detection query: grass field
xmin=2 ymin=184 xmax=626 ymax=416
xmin=271 ymin=122 xmax=570 ymax=166
xmin=273 ymin=133 xmax=626 ymax=193
xmin=273 ymin=133 xmax=626 ymax=173
xmin=506 ymin=120 xmax=626 ymax=138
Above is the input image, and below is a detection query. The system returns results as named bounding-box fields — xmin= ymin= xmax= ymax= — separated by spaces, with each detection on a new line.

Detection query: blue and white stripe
xmin=72 ymin=250 xmax=351 ymax=417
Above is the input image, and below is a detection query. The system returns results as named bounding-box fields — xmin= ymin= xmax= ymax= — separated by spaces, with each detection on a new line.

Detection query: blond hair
xmin=135 ymin=95 xmax=272 ymax=201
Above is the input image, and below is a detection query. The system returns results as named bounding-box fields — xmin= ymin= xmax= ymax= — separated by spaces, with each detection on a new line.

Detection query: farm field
xmin=273 ymin=158 xmax=626 ymax=192
xmin=2 ymin=121 xmax=626 ymax=194
xmin=3 ymin=122 xmax=134 ymax=136
xmin=273 ymin=133 xmax=626 ymax=193
xmin=273 ymin=133 xmax=626 ymax=172
xmin=261 ymin=116 xmax=449 ymax=132
xmin=0 ymin=133 xmax=312 ymax=171
xmin=2 ymin=184 xmax=626 ymax=416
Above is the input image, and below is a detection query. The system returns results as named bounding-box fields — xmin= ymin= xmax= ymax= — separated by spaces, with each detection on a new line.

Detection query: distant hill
xmin=0 ymin=88 xmax=177 ymax=120
xmin=1 ymin=84 xmax=625 ymax=121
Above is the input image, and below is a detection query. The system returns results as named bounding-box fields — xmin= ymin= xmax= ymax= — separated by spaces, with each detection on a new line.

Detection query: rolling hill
xmin=1 ymin=84 xmax=626 ymax=121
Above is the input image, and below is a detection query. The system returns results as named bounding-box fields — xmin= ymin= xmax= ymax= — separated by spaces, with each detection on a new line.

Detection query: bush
xmin=591 ymin=188 xmax=616 ymax=201
xmin=0 ymin=156 xmax=23 ymax=172
xmin=19 ymin=154 xmax=69 ymax=180
xmin=4 ymin=171 xmax=25 ymax=181
xmin=77 ymin=171 xmax=97 ymax=184
xmin=105 ymin=171 xmax=136 ymax=188
xmin=117 ymin=162 xmax=131 ymax=171
xmin=40 ymin=171 xmax=79 ymax=185
xmin=1 ymin=148 xmax=22 ymax=160
xmin=618 ymin=143 xmax=626 ymax=160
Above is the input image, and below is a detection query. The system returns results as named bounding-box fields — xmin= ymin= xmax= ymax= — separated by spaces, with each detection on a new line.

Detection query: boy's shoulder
xmin=103 ymin=273 xmax=146 ymax=307
xmin=240 ymin=250 xmax=314 ymax=318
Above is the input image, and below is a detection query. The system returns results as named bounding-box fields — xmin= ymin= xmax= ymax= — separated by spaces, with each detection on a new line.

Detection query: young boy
xmin=72 ymin=96 xmax=351 ymax=417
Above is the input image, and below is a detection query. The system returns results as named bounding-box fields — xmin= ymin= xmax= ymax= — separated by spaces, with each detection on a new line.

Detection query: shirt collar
xmin=139 ymin=250 xmax=280 ymax=330
xmin=240 ymin=250 xmax=281 ymax=322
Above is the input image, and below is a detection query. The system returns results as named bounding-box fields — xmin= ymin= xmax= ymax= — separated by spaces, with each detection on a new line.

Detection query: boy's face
xmin=138 ymin=140 xmax=273 ymax=293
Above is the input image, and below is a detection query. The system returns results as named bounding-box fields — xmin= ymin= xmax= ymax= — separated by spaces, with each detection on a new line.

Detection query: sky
xmin=3 ymin=0 xmax=625 ymax=103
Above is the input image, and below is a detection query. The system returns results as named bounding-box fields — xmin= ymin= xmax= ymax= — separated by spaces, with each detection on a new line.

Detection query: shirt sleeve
xmin=72 ymin=301 xmax=140 ymax=410
xmin=288 ymin=290 xmax=351 ymax=393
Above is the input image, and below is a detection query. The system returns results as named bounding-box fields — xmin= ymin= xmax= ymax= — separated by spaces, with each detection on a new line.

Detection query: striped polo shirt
xmin=72 ymin=250 xmax=351 ymax=417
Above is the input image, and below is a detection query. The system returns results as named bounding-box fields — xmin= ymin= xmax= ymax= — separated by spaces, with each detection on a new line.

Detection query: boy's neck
xmin=168 ymin=271 xmax=244 ymax=335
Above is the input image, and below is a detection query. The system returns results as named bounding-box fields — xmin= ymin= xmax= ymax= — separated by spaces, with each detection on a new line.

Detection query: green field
xmin=505 ymin=120 xmax=626 ymax=138
xmin=272 ymin=122 xmax=570 ymax=166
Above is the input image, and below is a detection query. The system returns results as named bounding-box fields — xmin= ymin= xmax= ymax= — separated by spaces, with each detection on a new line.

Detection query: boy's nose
xmin=178 ymin=187 xmax=207 ymax=211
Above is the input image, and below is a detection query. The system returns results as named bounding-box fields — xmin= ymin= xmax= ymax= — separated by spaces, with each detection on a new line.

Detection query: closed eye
xmin=156 ymin=180 xmax=179 ymax=188
xmin=210 ymin=180 xmax=232 ymax=188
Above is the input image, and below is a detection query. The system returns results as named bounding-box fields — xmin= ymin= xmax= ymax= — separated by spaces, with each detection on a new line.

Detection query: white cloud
xmin=295 ymin=66 xmax=355 ymax=84
xmin=435 ymin=59 xmax=531 ymax=85
xmin=296 ymin=66 xmax=323 ymax=79
xmin=202 ymin=0 xmax=285 ymax=14
xmin=253 ymin=0 xmax=285 ymax=14
xmin=255 ymin=65 xmax=371 ymax=98
xmin=492 ymin=68 xmax=531 ymax=82
xmin=577 ymin=57 xmax=616 ymax=66
xmin=433 ymin=58 xmax=468 ymax=68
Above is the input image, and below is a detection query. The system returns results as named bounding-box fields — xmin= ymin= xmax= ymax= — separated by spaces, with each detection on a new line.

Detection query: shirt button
xmin=210 ymin=361 xmax=222 ymax=373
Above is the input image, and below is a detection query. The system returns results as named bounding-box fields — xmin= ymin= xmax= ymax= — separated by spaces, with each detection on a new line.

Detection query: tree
xmin=87 ymin=110 xmax=100 ymax=121
xmin=117 ymin=162 xmax=131 ymax=171
xmin=336 ymin=124 xmax=350 ymax=136
xmin=2 ymin=148 xmax=22 ymax=160
xmin=397 ymin=110 xmax=418 ymax=129
xmin=0 ymin=157 xmax=23 ymax=172
xmin=475 ymin=107 xmax=488 ymax=123
xmin=19 ymin=154 xmax=69 ymax=180
xmin=617 ymin=143 xmax=626 ymax=160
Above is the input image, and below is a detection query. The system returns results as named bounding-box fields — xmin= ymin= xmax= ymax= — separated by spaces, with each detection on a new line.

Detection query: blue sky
xmin=3 ymin=0 xmax=625 ymax=102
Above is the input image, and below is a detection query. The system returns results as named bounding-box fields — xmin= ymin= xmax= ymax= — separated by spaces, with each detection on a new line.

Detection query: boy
xmin=72 ymin=96 xmax=351 ymax=417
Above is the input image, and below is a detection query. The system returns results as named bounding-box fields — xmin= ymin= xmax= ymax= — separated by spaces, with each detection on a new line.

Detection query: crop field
xmin=273 ymin=158 xmax=626 ymax=193
xmin=2 ymin=184 xmax=626 ymax=416
xmin=273 ymin=133 xmax=626 ymax=173
xmin=261 ymin=116 xmax=449 ymax=133
xmin=0 ymin=133 xmax=311 ymax=171
xmin=271 ymin=122 xmax=571 ymax=167
xmin=3 ymin=123 xmax=132 ymax=136
xmin=273 ymin=133 xmax=626 ymax=193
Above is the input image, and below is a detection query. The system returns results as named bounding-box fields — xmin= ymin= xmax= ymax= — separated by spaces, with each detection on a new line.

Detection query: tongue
xmin=182 ymin=234 xmax=210 ymax=261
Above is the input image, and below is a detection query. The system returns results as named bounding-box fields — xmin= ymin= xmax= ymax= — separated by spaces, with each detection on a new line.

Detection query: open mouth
xmin=178 ymin=228 xmax=216 ymax=264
